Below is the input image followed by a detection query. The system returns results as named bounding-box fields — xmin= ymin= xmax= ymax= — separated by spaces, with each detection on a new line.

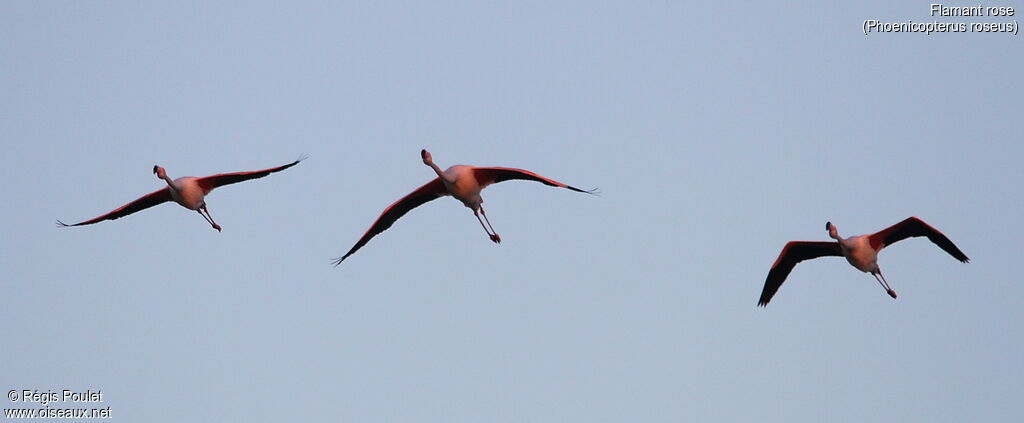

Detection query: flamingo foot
xmin=887 ymin=289 xmax=897 ymax=299
xmin=489 ymin=234 xmax=501 ymax=244
xmin=213 ymin=224 xmax=222 ymax=232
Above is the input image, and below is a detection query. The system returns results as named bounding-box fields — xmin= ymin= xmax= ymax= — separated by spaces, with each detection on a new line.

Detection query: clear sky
xmin=2 ymin=1 xmax=1021 ymax=421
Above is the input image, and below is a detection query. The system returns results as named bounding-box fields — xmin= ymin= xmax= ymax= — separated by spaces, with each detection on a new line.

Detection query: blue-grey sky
xmin=2 ymin=1 xmax=1021 ymax=421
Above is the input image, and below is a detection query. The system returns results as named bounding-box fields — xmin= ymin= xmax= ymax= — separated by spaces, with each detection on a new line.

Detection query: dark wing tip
xmin=296 ymin=154 xmax=309 ymax=163
xmin=757 ymin=284 xmax=775 ymax=307
xmin=333 ymin=245 xmax=363 ymax=266
xmin=568 ymin=185 xmax=600 ymax=195
xmin=333 ymin=246 xmax=363 ymax=266
xmin=56 ymin=219 xmax=70 ymax=228
xmin=948 ymin=245 xmax=970 ymax=263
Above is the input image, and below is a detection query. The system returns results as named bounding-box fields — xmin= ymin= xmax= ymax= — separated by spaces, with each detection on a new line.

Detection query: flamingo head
xmin=825 ymin=221 xmax=839 ymax=239
xmin=421 ymin=149 xmax=432 ymax=164
xmin=153 ymin=165 xmax=166 ymax=178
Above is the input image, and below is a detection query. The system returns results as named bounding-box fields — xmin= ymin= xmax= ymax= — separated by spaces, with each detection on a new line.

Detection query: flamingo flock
xmin=59 ymin=149 xmax=971 ymax=308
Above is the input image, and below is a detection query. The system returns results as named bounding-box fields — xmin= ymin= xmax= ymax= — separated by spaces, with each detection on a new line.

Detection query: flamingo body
xmin=166 ymin=177 xmax=207 ymax=210
xmin=840 ymin=235 xmax=879 ymax=273
xmin=441 ymin=165 xmax=485 ymax=209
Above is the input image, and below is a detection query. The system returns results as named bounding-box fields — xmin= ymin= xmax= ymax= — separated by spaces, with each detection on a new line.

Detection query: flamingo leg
xmin=474 ymin=209 xmax=500 ymax=244
xmin=873 ymin=271 xmax=897 ymax=299
xmin=479 ymin=206 xmax=501 ymax=243
xmin=198 ymin=204 xmax=222 ymax=232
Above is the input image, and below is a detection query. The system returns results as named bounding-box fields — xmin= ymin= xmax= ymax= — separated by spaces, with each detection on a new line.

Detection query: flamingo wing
xmin=195 ymin=158 xmax=304 ymax=194
xmin=868 ymin=217 xmax=969 ymax=263
xmin=57 ymin=187 xmax=173 ymax=227
xmin=759 ymin=241 xmax=843 ymax=306
xmin=333 ymin=178 xmax=448 ymax=265
xmin=472 ymin=167 xmax=597 ymax=194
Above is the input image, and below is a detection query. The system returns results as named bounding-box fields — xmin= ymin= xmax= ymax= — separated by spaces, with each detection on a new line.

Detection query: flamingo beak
xmin=152 ymin=165 xmax=158 ymax=174
xmin=420 ymin=149 xmax=427 ymax=159
xmin=825 ymin=221 xmax=831 ymax=230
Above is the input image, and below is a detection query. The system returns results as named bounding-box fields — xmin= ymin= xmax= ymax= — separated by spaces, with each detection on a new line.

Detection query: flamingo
xmin=758 ymin=217 xmax=969 ymax=306
xmin=333 ymin=149 xmax=596 ymax=265
xmin=58 ymin=157 xmax=304 ymax=231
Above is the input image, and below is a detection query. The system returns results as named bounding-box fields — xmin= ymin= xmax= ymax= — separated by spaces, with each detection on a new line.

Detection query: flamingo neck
xmin=427 ymin=161 xmax=455 ymax=184
xmin=160 ymin=175 xmax=178 ymax=193
xmin=828 ymin=228 xmax=843 ymax=242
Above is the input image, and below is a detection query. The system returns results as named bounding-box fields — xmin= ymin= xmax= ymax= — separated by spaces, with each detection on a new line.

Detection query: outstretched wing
xmin=57 ymin=187 xmax=173 ymax=227
xmin=333 ymin=178 xmax=448 ymax=265
xmin=868 ymin=217 xmax=969 ymax=263
xmin=472 ymin=167 xmax=597 ymax=194
xmin=759 ymin=241 xmax=843 ymax=306
xmin=195 ymin=157 xmax=304 ymax=194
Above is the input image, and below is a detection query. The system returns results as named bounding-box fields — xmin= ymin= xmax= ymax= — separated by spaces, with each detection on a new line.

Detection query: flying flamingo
xmin=333 ymin=149 xmax=596 ymax=265
xmin=58 ymin=157 xmax=304 ymax=231
xmin=758 ymin=217 xmax=969 ymax=306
